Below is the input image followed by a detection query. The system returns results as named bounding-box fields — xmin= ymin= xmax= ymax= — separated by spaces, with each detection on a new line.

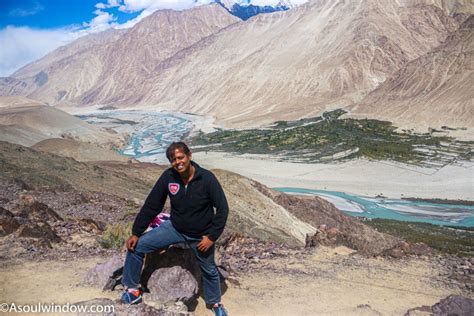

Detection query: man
xmin=121 ymin=142 xmax=229 ymax=316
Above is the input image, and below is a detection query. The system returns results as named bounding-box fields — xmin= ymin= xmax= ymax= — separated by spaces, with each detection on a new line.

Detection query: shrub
xmin=98 ymin=222 xmax=132 ymax=249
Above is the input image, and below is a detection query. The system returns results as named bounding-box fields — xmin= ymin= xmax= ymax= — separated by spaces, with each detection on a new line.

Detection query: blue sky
xmin=0 ymin=0 xmax=305 ymax=77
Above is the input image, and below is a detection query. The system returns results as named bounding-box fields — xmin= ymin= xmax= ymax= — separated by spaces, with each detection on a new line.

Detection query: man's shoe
xmin=120 ymin=289 xmax=142 ymax=305
xmin=212 ymin=303 xmax=228 ymax=316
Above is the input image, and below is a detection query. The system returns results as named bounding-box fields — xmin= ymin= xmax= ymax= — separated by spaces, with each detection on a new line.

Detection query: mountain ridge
xmin=0 ymin=0 xmax=472 ymax=132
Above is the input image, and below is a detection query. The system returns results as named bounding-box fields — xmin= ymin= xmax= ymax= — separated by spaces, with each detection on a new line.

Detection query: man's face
xmin=170 ymin=148 xmax=192 ymax=174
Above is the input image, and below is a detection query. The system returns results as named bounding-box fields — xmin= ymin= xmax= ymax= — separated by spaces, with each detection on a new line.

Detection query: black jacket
xmin=132 ymin=161 xmax=229 ymax=241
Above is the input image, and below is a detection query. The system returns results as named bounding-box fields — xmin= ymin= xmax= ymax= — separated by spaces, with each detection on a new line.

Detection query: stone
xmin=405 ymin=295 xmax=474 ymax=316
xmin=78 ymin=218 xmax=106 ymax=233
xmin=146 ymin=266 xmax=198 ymax=305
xmin=326 ymin=227 xmax=341 ymax=239
xmin=432 ymin=295 xmax=474 ymax=315
xmin=83 ymin=254 xmax=123 ymax=288
xmin=17 ymin=201 xmax=63 ymax=222
xmin=142 ymin=247 xmax=202 ymax=288
xmin=17 ymin=222 xmax=60 ymax=243
xmin=0 ymin=207 xmax=19 ymax=236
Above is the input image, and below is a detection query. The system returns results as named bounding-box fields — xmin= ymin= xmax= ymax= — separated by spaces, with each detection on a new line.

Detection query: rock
xmin=17 ymin=222 xmax=60 ymax=243
xmin=83 ymin=254 xmax=123 ymax=288
xmin=432 ymin=295 xmax=474 ymax=315
xmin=73 ymin=298 xmax=193 ymax=315
xmin=19 ymin=194 xmax=36 ymax=205
xmin=146 ymin=266 xmax=198 ymax=305
xmin=261 ymin=190 xmax=401 ymax=256
xmin=0 ymin=207 xmax=19 ymax=236
xmin=16 ymin=201 xmax=63 ymax=222
xmin=142 ymin=247 xmax=202 ymax=289
xmin=405 ymin=295 xmax=474 ymax=316
xmin=355 ymin=304 xmax=383 ymax=315
xmin=384 ymin=247 xmax=405 ymax=259
xmin=326 ymin=227 xmax=341 ymax=239
xmin=383 ymin=242 xmax=434 ymax=258
xmin=405 ymin=304 xmax=432 ymax=315
xmin=78 ymin=218 xmax=106 ymax=233
xmin=408 ymin=242 xmax=434 ymax=256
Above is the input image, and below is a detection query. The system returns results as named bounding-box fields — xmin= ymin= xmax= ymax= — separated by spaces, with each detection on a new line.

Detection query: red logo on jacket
xmin=168 ymin=183 xmax=180 ymax=195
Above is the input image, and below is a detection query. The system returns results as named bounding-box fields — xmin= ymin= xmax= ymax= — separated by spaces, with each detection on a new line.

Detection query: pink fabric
xmin=148 ymin=213 xmax=170 ymax=229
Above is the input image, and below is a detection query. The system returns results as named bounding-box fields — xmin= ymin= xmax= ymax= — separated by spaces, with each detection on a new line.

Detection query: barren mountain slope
xmin=1 ymin=30 xmax=126 ymax=105
xmin=0 ymin=4 xmax=239 ymax=107
xmin=1 ymin=141 xmax=403 ymax=251
xmin=0 ymin=0 xmax=468 ymax=129
xmin=134 ymin=0 xmax=461 ymax=127
xmin=0 ymin=141 xmax=314 ymax=246
xmin=79 ymin=4 xmax=240 ymax=105
xmin=13 ymin=29 xmax=126 ymax=79
xmin=349 ymin=16 xmax=474 ymax=132
xmin=32 ymin=138 xmax=130 ymax=162
xmin=0 ymin=96 xmax=121 ymax=147
xmin=402 ymin=0 xmax=474 ymax=14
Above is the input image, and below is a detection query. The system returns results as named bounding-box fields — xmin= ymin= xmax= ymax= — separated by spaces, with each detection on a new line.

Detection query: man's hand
xmin=126 ymin=235 xmax=139 ymax=252
xmin=197 ymin=235 xmax=214 ymax=252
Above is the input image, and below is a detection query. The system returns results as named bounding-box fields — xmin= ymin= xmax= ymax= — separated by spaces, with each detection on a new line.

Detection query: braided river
xmin=78 ymin=110 xmax=474 ymax=227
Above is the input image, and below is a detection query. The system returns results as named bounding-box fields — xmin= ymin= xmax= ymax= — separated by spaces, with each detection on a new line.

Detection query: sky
xmin=0 ymin=0 xmax=306 ymax=77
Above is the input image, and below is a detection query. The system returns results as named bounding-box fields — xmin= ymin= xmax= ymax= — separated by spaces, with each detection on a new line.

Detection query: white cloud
xmin=0 ymin=26 xmax=77 ymax=77
xmin=83 ymin=9 xmax=118 ymax=32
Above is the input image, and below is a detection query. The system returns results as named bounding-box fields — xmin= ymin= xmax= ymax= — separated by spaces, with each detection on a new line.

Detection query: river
xmin=77 ymin=109 xmax=474 ymax=227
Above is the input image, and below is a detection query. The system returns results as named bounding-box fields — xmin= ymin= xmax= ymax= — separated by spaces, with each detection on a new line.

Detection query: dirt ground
xmin=0 ymin=247 xmax=469 ymax=316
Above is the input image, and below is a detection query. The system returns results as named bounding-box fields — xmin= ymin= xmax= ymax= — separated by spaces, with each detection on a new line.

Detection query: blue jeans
xmin=122 ymin=220 xmax=221 ymax=305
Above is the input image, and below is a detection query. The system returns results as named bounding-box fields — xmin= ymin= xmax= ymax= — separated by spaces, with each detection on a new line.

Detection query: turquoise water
xmin=78 ymin=110 xmax=473 ymax=227
xmin=275 ymin=187 xmax=474 ymax=227
xmin=78 ymin=110 xmax=193 ymax=163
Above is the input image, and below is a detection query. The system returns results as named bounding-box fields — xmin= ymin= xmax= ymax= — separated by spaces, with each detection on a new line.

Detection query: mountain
xmin=0 ymin=0 xmax=472 ymax=132
xmin=217 ymin=0 xmax=293 ymax=20
xmin=134 ymin=0 xmax=463 ymax=127
xmin=2 ymin=4 xmax=239 ymax=107
xmin=0 ymin=96 xmax=121 ymax=147
xmin=32 ymin=138 xmax=130 ymax=162
xmin=349 ymin=16 xmax=474 ymax=133
xmin=402 ymin=0 xmax=474 ymax=15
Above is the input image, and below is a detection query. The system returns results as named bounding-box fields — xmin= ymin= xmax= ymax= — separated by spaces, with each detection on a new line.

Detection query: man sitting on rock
xmin=121 ymin=141 xmax=229 ymax=316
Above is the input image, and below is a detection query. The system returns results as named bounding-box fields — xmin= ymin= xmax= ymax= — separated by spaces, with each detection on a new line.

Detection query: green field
xmin=365 ymin=218 xmax=474 ymax=256
xmin=190 ymin=110 xmax=473 ymax=165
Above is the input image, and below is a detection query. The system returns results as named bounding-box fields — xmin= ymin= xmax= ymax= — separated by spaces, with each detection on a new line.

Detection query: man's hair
xmin=166 ymin=142 xmax=191 ymax=162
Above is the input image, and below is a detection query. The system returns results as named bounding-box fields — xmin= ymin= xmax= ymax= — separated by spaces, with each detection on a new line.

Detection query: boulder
xmin=17 ymin=221 xmax=60 ymax=243
xmin=254 ymin=185 xmax=401 ymax=256
xmin=405 ymin=295 xmax=474 ymax=316
xmin=83 ymin=254 xmax=123 ymax=288
xmin=78 ymin=218 xmax=106 ymax=233
xmin=15 ymin=201 xmax=63 ymax=222
xmin=0 ymin=207 xmax=19 ymax=236
xmin=432 ymin=295 xmax=473 ymax=315
xmin=146 ymin=266 xmax=198 ymax=305
xmin=142 ymin=247 xmax=201 ymax=288
xmin=384 ymin=242 xmax=434 ymax=258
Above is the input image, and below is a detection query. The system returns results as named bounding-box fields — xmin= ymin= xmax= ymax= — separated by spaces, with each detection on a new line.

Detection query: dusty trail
xmin=1 ymin=247 xmax=469 ymax=316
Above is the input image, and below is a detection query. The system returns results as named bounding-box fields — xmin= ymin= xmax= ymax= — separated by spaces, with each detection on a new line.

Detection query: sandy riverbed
xmin=193 ymin=152 xmax=474 ymax=201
